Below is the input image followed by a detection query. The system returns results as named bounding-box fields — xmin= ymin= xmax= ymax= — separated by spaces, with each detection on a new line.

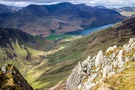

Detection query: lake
xmin=65 ymin=24 xmax=114 ymax=36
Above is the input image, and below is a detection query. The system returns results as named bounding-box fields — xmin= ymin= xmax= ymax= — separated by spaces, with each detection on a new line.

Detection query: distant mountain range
xmin=0 ymin=3 xmax=135 ymax=90
xmin=112 ymin=7 xmax=135 ymax=17
xmin=0 ymin=2 xmax=124 ymax=36
xmin=0 ymin=4 xmax=22 ymax=25
xmin=0 ymin=4 xmax=22 ymax=13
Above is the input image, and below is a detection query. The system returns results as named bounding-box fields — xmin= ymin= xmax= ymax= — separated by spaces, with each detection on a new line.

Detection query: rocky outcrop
xmin=95 ymin=50 xmax=104 ymax=67
xmin=66 ymin=37 xmax=135 ymax=90
xmin=0 ymin=64 xmax=34 ymax=90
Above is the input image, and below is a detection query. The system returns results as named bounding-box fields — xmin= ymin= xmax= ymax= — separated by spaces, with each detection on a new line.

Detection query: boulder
xmin=1 ymin=64 xmax=7 ymax=73
xmin=82 ymin=73 xmax=98 ymax=90
xmin=106 ymin=45 xmax=117 ymax=53
xmin=66 ymin=62 xmax=84 ymax=90
xmin=95 ymin=50 xmax=104 ymax=67
xmin=102 ymin=65 xmax=112 ymax=77
xmin=117 ymin=50 xmax=124 ymax=68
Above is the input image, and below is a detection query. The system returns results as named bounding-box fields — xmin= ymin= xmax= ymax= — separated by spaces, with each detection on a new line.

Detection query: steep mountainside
xmin=0 ymin=26 xmax=59 ymax=81
xmin=0 ymin=4 xmax=14 ymax=14
xmin=2 ymin=2 xmax=124 ymax=36
xmin=113 ymin=7 xmax=135 ymax=17
xmin=66 ymin=37 xmax=135 ymax=90
xmin=0 ymin=27 xmax=41 ymax=62
xmin=0 ymin=4 xmax=15 ymax=25
xmin=26 ymin=17 xmax=135 ymax=90
xmin=8 ymin=6 xmax=23 ymax=12
xmin=0 ymin=64 xmax=33 ymax=90
xmin=0 ymin=27 xmax=36 ymax=47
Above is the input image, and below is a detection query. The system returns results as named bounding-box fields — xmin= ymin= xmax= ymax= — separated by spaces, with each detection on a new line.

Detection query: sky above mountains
xmin=0 ymin=0 xmax=135 ymax=7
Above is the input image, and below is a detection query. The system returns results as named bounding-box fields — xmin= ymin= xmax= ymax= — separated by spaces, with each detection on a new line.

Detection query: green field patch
xmin=46 ymin=34 xmax=74 ymax=40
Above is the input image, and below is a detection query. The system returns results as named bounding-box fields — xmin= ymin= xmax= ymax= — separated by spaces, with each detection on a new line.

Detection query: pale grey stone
xmin=95 ymin=50 xmax=104 ymax=67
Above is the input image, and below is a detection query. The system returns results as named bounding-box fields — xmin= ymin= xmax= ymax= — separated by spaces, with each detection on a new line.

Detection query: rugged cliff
xmin=0 ymin=64 xmax=33 ymax=90
xmin=66 ymin=37 xmax=135 ymax=90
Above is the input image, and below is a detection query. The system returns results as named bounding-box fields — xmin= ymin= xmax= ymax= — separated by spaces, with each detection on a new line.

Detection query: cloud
xmin=0 ymin=0 xmax=135 ymax=7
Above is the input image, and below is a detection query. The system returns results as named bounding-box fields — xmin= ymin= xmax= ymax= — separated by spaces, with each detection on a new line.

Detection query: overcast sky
xmin=0 ymin=0 xmax=135 ymax=7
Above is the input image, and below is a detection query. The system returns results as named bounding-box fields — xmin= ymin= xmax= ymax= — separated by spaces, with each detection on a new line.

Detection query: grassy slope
xmin=46 ymin=34 xmax=73 ymax=41
xmin=0 ymin=29 xmax=45 ymax=78
xmin=92 ymin=61 xmax=135 ymax=90
xmin=1 ymin=17 xmax=135 ymax=90
xmin=28 ymin=18 xmax=135 ymax=90
xmin=105 ymin=61 xmax=135 ymax=90
xmin=0 ymin=27 xmax=57 ymax=89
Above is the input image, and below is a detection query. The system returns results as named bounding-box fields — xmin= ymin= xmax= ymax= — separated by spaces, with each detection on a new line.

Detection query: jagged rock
xmin=125 ymin=57 xmax=130 ymax=62
xmin=106 ymin=45 xmax=117 ymax=53
xmin=117 ymin=50 xmax=123 ymax=62
xmin=95 ymin=50 xmax=104 ymax=67
xmin=82 ymin=73 xmax=99 ymax=90
xmin=129 ymin=38 xmax=135 ymax=44
xmin=117 ymin=50 xmax=124 ymax=68
xmin=96 ymin=67 xmax=101 ymax=72
xmin=113 ymin=61 xmax=118 ymax=68
xmin=0 ymin=64 xmax=34 ymax=90
xmin=66 ymin=62 xmax=84 ymax=90
xmin=81 ymin=56 xmax=94 ymax=75
xmin=123 ymin=38 xmax=135 ymax=52
xmin=66 ymin=56 xmax=95 ymax=90
xmin=102 ymin=65 xmax=112 ymax=77
xmin=1 ymin=64 xmax=7 ymax=73
xmin=83 ymin=83 xmax=96 ymax=90
xmin=108 ymin=72 xmax=116 ymax=77
xmin=66 ymin=38 xmax=135 ymax=90
xmin=78 ymin=84 xmax=82 ymax=89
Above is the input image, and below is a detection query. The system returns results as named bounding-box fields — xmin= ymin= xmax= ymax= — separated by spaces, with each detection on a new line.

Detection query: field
xmin=45 ymin=34 xmax=74 ymax=40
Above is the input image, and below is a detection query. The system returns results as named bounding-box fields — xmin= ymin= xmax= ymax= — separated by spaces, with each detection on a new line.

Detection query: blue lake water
xmin=65 ymin=24 xmax=114 ymax=36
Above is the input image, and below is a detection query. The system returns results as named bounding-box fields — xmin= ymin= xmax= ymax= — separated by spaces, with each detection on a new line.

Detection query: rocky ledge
xmin=0 ymin=64 xmax=33 ymax=90
xmin=66 ymin=37 xmax=135 ymax=90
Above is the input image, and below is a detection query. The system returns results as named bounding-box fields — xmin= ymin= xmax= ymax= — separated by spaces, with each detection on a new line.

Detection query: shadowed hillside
xmin=2 ymin=2 xmax=124 ymax=36
xmin=27 ymin=17 xmax=135 ymax=89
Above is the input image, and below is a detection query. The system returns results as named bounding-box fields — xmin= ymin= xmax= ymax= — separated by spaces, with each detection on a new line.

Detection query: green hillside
xmin=1 ymin=17 xmax=135 ymax=90
xmin=26 ymin=17 xmax=135 ymax=89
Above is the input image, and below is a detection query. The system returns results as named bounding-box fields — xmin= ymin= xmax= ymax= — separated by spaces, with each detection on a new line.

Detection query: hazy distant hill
xmin=113 ymin=7 xmax=135 ymax=17
xmin=0 ymin=4 xmax=13 ymax=14
xmin=0 ymin=4 xmax=22 ymax=25
xmin=2 ymin=2 xmax=124 ymax=36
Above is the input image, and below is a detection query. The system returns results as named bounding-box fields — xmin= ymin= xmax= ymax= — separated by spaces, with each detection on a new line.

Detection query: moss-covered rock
xmin=0 ymin=64 xmax=33 ymax=90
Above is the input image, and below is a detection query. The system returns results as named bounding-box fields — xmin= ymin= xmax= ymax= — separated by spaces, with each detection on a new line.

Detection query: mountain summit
xmin=2 ymin=2 xmax=124 ymax=36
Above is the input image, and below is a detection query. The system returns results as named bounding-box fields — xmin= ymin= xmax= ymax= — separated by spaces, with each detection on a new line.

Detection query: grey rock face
xmin=66 ymin=56 xmax=94 ymax=90
xmin=66 ymin=63 xmax=83 ymax=90
xmin=95 ymin=50 xmax=104 ymax=67
xmin=66 ymin=38 xmax=135 ymax=90
xmin=1 ymin=64 xmax=7 ymax=73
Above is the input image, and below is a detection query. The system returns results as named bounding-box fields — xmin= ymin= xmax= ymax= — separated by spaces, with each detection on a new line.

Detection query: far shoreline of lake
xmin=65 ymin=24 xmax=114 ymax=36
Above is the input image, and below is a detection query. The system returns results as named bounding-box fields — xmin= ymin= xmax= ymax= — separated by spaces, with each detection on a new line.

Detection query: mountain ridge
xmin=0 ymin=64 xmax=33 ymax=90
xmin=65 ymin=37 xmax=135 ymax=90
xmin=112 ymin=7 xmax=135 ymax=17
xmin=43 ymin=17 xmax=135 ymax=90
xmin=1 ymin=2 xmax=124 ymax=36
